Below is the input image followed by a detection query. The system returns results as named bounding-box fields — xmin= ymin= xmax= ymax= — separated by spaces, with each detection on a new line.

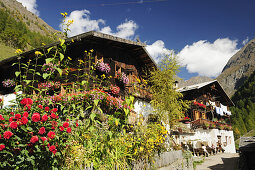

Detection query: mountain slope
xmin=178 ymin=76 xmax=213 ymax=88
xmin=217 ymin=38 xmax=255 ymax=97
xmin=0 ymin=0 xmax=58 ymax=61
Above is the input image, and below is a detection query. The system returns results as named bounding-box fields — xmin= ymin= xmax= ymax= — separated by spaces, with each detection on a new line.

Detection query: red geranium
xmin=9 ymin=121 xmax=18 ymax=129
xmin=9 ymin=117 xmax=14 ymax=122
xmin=32 ymin=113 xmax=40 ymax=122
xmin=39 ymin=127 xmax=46 ymax=135
xmin=15 ymin=114 xmax=21 ymax=120
xmin=20 ymin=98 xmax=33 ymax=105
xmin=66 ymin=127 xmax=71 ymax=133
xmin=51 ymin=108 xmax=58 ymax=113
xmin=41 ymin=137 xmax=47 ymax=142
xmin=50 ymin=113 xmax=57 ymax=119
xmin=0 ymin=144 xmax=5 ymax=151
xmin=0 ymin=114 xmax=4 ymax=121
xmin=41 ymin=114 xmax=48 ymax=122
xmin=59 ymin=126 xmax=64 ymax=131
xmin=23 ymin=112 xmax=29 ymax=118
xmin=76 ymin=123 xmax=79 ymax=127
xmin=21 ymin=117 xmax=28 ymax=125
xmin=3 ymin=131 xmax=13 ymax=139
xmin=49 ymin=145 xmax=57 ymax=155
xmin=38 ymin=104 xmax=43 ymax=109
xmin=30 ymin=136 xmax=39 ymax=144
xmin=24 ymin=104 xmax=31 ymax=111
xmin=45 ymin=107 xmax=50 ymax=112
xmin=47 ymin=131 xmax=55 ymax=139
xmin=63 ymin=122 xmax=69 ymax=128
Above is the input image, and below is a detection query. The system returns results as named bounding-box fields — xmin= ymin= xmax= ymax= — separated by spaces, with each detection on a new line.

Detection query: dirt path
xmin=195 ymin=153 xmax=239 ymax=170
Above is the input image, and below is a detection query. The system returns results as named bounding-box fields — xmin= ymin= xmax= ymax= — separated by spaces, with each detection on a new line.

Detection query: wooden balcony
xmin=191 ymin=118 xmax=232 ymax=130
xmin=127 ymin=83 xmax=152 ymax=100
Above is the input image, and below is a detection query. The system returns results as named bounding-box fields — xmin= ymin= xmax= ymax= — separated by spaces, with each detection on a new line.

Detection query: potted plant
xmin=115 ymin=72 xmax=129 ymax=88
xmin=95 ymin=61 xmax=111 ymax=75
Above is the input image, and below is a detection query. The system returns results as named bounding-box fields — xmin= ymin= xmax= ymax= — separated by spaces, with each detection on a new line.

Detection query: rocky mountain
xmin=0 ymin=0 xmax=57 ymax=36
xmin=177 ymin=76 xmax=213 ymax=88
xmin=217 ymin=38 xmax=255 ymax=97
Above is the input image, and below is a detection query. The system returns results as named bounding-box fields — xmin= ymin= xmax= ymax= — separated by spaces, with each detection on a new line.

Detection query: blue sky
xmin=17 ymin=0 xmax=255 ymax=80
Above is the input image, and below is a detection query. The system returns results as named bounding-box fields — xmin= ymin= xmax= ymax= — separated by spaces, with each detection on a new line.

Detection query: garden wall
xmin=133 ymin=150 xmax=193 ymax=170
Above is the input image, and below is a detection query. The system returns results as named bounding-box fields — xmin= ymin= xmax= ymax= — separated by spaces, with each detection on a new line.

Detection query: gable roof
xmin=177 ymin=80 xmax=234 ymax=106
xmin=0 ymin=31 xmax=157 ymax=68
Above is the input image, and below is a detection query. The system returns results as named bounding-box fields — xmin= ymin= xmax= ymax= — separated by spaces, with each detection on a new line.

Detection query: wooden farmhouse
xmin=0 ymin=31 xmax=156 ymax=109
xmin=174 ymin=80 xmax=236 ymax=154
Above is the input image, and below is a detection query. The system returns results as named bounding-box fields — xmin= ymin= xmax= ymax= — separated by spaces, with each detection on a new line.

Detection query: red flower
xmin=39 ymin=127 xmax=46 ymax=135
xmin=45 ymin=107 xmax=50 ymax=112
xmin=0 ymin=144 xmax=5 ymax=151
xmin=23 ymin=112 xmax=29 ymax=118
xmin=49 ymin=145 xmax=57 ymax=155
xmin=50 ymin=113 xmax=57 ymax=119
xmin=76 ymin=123 xmax=79 ymax=127
xmin=51 ymin=121 xmax=58 ymax=127
xmin=51 ymin=108 xmax=58 ymax=113
xmin=59 ymin=126 xmax=64 ymax=131
xmin=21 ymin=117 xmax=28 ymax=125
xmin=9 ymin=117 xmax=14 ymax=122
xmin=3 ymin=131 xmax=13 ymax=139
xmin=10 ymin=112 xmax=14 ymax=115
xmin=24 ymin=104 xmax=31 ymax=111
xmin=32 ymin=113 xmax=40 ymax=122
xmin=41 ymin=137 xmax=47 ymax=142
xmin=47 ymin=131 xmax=55 ymax=139
xmin=38 ymin=105 xmax=43 ymax=109
xmin=9 ymin=121 xmax=18 ymax=129
xmin=42 ymin=114 xmax=48 ymax=122
xmin=0 ymin=134 xmax=1 ymax=139
xmin=66 ymin=127 xmax=71 ymax=133
xmin=30 ymin=136 xmax=39 ymax=144
xmin=0 ymin=114 xmax=4 ymax=121
xmin=15 ymin=114 xmax=21 ymax=120
xmin=63 ymin=122 xmax=69 ymax=128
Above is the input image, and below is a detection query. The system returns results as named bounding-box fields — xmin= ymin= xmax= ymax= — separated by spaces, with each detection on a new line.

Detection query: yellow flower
xmin=84 ymin=50 xmax=87 ymax=53
xmin=90 ymin=49 xmax=94 ymax=52
xmin=71 ymin=39 xmax=74 ymax=43
xmin=15 ymin=49 xmax=23 ymax=54
xmin=109 ymin=76 xmax=112 ymax=78
xmin=137 ymin=78 xmax=141 ymax=83
xmin=61 ymin=12 xmax=68 ymax=17
xmin=35 ymin=51 xmax=42 ymax=56
xmin=101 ymin=74 xmax=106 ymax=79
xmin=41 ymin=42 xmax=46 ymax=46
xmin=140 ymin=147 xmax=144 ymax=152
xmin=68 ymin=19 xmax=74 ymax=24
xmin=68 ymin=56 xmax=72 ymax=60
xmin=78 ymin=59 xmax=84 ymax=64
xmin=115 ymin=119 xmax=119 ymax=126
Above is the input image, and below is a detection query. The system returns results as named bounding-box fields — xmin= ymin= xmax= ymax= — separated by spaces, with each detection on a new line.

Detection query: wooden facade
xmin=0 ymin=31 xmax=156 ymax=100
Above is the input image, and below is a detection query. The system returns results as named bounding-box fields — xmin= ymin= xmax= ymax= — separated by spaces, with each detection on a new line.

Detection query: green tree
xmin=149 ymin=54 xmax=189 ymax=125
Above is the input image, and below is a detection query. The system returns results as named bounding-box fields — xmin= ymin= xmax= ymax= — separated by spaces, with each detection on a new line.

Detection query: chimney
xmin=174 ymin=81 xmax=179 ymax=89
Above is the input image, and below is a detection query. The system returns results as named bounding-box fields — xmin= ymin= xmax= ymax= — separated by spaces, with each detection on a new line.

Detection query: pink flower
xmin=39 ymin=127 xmax=46 ymax=135
xmin=63 ymin=122 xmax=69 ymax=128
xmin=30 ymin=136 xmax=39 ymax=144
xmin=32 ymin=113 xmax=40 ymax=122
xmin=66 ymin=127 xmax=71 ymax=133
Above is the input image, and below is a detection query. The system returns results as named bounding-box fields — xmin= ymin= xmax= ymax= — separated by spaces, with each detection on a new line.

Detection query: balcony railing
xmin=191 ymin=118 xmax=232 ymax=130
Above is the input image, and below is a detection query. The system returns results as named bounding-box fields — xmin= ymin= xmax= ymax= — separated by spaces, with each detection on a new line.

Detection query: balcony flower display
xmin=38 ymin=81 xmax=61 ymax=90
xmin=2 ymin=79 xmax=15 ymax=88
xmin=42 ymin=63 xmax=57 ymax=73
xmin=116 ymin=72 xmax=129 ymax=85
xmin=193 ymin=101 xmax=206 ymax=109
xmin=95 ymin=61 xmax=111 ymax=73
xmin=110 ymin=85 xmax=120 ymax=95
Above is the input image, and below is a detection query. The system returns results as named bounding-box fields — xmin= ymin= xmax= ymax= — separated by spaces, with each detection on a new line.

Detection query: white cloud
xmin=61 ymin=10 xmax=138 ymax=39
xmin=178 ymin=38 xmax=239 ymax=77
xmin=242 ymin=37 xmax=249 ymax=45
xmin=16 ymin=0 xmax=39 ymax=16
xmin=145 ymin=40 xmax=173 ymax=64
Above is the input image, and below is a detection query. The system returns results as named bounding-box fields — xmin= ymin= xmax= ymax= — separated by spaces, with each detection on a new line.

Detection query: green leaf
xmin=45 ymin=58 xmax=54 ymax=64
xmin=43 ymin=73 xmax=50 ymax=79
xmin=36 ymin=72 xmax=41 ymax=76
xmin=59 ymin=53 xmax=64 ymax=61
xmin=81 ymin=80 xmax=88 ymax=86
xmin=15 ymin=71 xmax=21 ymax=77
xmin=24 ymin=80 xmax=31 ymax=85
xmin=94 ymin=99 xmax=99 ymax=106
xmin=90 ymin=113 xmax=96 ymax=121
xmin=56 ymin=68 xmax=62 ymax=76
xmin=47 ymin=47 xmax=53 ymax=53
xmin=59 ymin=38 xmax=65 ymax=46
